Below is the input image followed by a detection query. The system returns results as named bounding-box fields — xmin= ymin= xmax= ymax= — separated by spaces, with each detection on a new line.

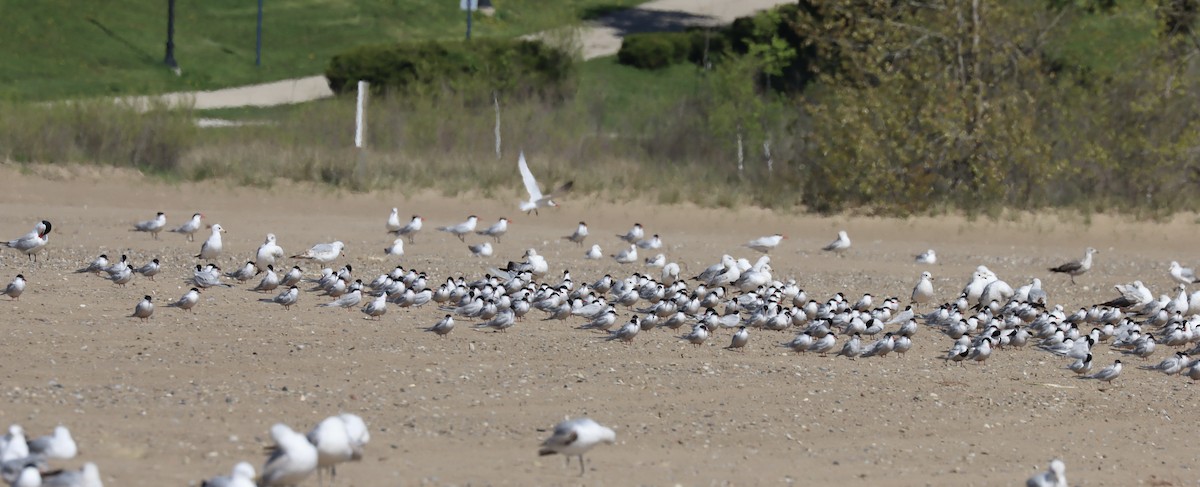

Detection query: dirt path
xmin=124 ymin=0 xmax=792 ymax=110
xmin=1 ymin=164 xmax=1199 ymax=485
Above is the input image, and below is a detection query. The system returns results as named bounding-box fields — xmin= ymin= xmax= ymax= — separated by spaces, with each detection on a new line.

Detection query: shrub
xmin=325 ymin=38 xmax=576 ymax=102
xmin=617 ymin=32 xmax=691 ymax=69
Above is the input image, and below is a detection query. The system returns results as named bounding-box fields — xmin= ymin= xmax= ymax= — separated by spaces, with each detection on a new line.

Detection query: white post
xmin=355 ymin=80 xmax=368 ymax=148
xmin=736 ymin=127 xmax=744 ymax=174
xmin=763 ymin=139 xmax=773 ymax=173
xmin=494 ymin=91 xmax=502 ymax=160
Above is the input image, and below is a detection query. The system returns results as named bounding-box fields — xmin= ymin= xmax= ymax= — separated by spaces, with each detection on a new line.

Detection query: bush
xmin=617 ymin=32 xmax=691 ymax=69
xmin=325 ymin=38 xmax=576 ymax=102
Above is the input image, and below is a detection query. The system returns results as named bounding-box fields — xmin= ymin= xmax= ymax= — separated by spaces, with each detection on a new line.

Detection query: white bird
xmin=915 ymin=249 xmax=937 ymax=265
xmin=728 ymin=326 xmax=749 ymax=351
xmin=2 ymin=425 xmax=28 ymax=462
xmin=680 ymin=324 xmax=710 ymax=347
xmin=426 ymin=314 xmax=455 ymax=336
xmin=3 ymin=274 xmax=25 ymax=300
xmin=4 ymin=220 xmax=51 ymax=262
xmin=108 ymin=265 xmax=133 ymax=287
xmin=744 ymin=234 xmax=785 ymax=253
xmin=1081 ymin=359 xmax=1122 ymax=384
xmin=1049 ymin=247 xmax=1097 ymax=284
xmin=259 ymin=423 xmax=318 ymax=487
xmin=39 ymin=462 xmax=102 ymax=487
xmin=475 ymin=217 xmax=509 ymax=243
xmin=468 ymin=242 xmax=493 ymax=257
xmin=822 ymin=230 xmax=851 ymax=254
xmin=261 ymin=286 xmax=300 ymax=310
xmin=291 ymin=241 xmax=345 ymax=264
xmin=635 ymin=234 xmax=662 ymax=250
xmin=644 ymin=253 xmax=666 ymax=267
xmin=225 ymin=261 xmax=258 ymax=282
xmin=563 ymin=221 xmax=588 ymax=246
xmin=201 ymin=461 xmax=255 ymax=487
xmin=616 ymin=223 xmax=644 ymax=243
xmin=319 ymin=289 xmax=362 ymax=310
xmin=197 ymin=224 xmax=226 ymax=260
xmin=385 ymin=238 xmax=405 ymax=257
xmin=912 ymin=271 xmax=934 ymax=305
xmin=1026 ymin=459 xmax=1067 ymax=487
xmin=256 ymin=233 xmax=285 ymax=271
xmin=1169 ymin=261 xmax=1200 ymax=285
xmin=518 ymin=151 xmax=572 ymax=215
xmin=438 ymin=216 xmax=478 ymax=242
xmin=390 ymin=215 xmax=423 ymax=243
xmin=281 ymin=266 xmax=303 ymax=287
xmin=192 ymin=264 xmax=230 ymax=289
xmin=131 ymin=295 xmax=154 ymax=321
xmin=607 ymin=318 xmax=640 ymax=343
xmin=252 ymin=266 xmax=281 ymax=292
xmin=538 ymin=418 xmax=616 ymax=476
xmin=27 ymin=426 xmax=76 ymax=460
xmin=132 ymin=211 xmax=167 ymax=239
xmin=361 ymin=292 xmax=388 ymax=320
xmin=385 ymin=208 xmax=403 ymax=233
xmin=473 ymin=307 xmax=516 ymax=332
xmin=134 ymin=258 xmax=160 ymax=280
xmin=306 ymin=416 xmax=356 ymax=486
xmin=171 ymin=212 xmax=204 ymax=241
xmin=612 ymin=245 xmax=637 ymax=264
xmin=167 ymin=288 xmax=201 ymax=312
xmin=10 ymin=465 xmax=39 ymax=487
xmin=76 ymin=254 xmax=109 ymax=274
xmin=584 ymin=245 xmax=602 ymax=260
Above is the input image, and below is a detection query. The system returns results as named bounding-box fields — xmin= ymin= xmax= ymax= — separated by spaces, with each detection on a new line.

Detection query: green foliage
xmin=0 ymin=0 xmax=643 ymax=100
xmin=325 ymin=38 xmax=577 ymax=102
xmin=616 ymin=32 xmax=690 ymax=69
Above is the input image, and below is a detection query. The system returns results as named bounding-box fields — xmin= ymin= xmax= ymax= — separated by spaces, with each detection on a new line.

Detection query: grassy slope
xmin=0 ymin=0 xmax=645 ymax=101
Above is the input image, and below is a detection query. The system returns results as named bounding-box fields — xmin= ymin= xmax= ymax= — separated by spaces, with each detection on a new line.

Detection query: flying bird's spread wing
xmin=519 ymin=152 xmax=543 ymax=201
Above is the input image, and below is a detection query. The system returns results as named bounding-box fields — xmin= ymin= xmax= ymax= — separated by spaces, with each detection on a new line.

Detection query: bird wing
xmin=518 ymin=152 xmax=543 ymax=201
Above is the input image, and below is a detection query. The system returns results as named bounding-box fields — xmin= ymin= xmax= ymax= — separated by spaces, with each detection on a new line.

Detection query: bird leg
xmin=578 ymin=454 xmax=586 ymax=476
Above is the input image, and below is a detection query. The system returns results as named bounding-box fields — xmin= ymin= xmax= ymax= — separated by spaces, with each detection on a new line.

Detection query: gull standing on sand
xmin=261 ymin=286 xmax=300 ymax=310
xmin=291 ymin=241 xmax=345 ymax=264
xmin=197 ymin=224 xmax=226 ymax=260
xmin=744 ymin=234 xmax=785 ymax=253
xmin=27 ymin=426 xmax=76 ymax=460
xmin=3 ymin=274 xmax=24 ymax=300
xmin=132 ymin=212 xmax=167 ymax=239
xmin=476 ymin=217 xmax=509 ymax=243
xmin=1026 ymin=459 xmax=1068 ymax=487
xmin=612 ymin=244 xmax=637 ymax=264
xmin=167 ymin=288 xmax=201 ymax=312
xmin=4 ymin=220 xmax=51 ymax=262
xmin=171 ymin=212 xmax=203 ymax=241
xmin=1169 ymin=261 xmax=1200 ymax=285
xmin=912 ymin=271 xmax=934 ymax=305
xmin=468 ymin=242 xmax=493 ymax=257
xmin=538 ymin=418 xmax=616 ymax=476
xmin=915 ymin=249 xmax=937 ymax=265
xmin=822 ymin=230 xmax=851 ymax=255
xmin=564 ymin=222 xmax=588 ymax=246
xmin=201 ymin=461 xmax=255 ymax=487
xmin=256 ymin=233 xmax=285 ymax=271
xmin=39 ymin=462 xmax=102 ymax=487
xmin=385 ymin=208 xmax=404 ymax=233
xmin=1049 ymin=247 xmax=1097 ymax=284
xmin=438 ymin=216 xmax=478 ymax=242
xmin=390 ymin=215 xmax=423 ymax=243
xmin=385 ymin=238 xmax=405 ymax=257
xmin=259 ymin=423 xmax=318 ymax=487
xmin=306 ymin=416 xmax=356 ymax=486
xmin=131 ymin=295 xmax=154 ymax=321
xmin=518 ymin=151 xmax=573 ymax=215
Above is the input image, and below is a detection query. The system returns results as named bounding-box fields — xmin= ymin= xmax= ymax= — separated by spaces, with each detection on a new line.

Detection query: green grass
xmin=0 ymin=0 xmax=648 ymax=101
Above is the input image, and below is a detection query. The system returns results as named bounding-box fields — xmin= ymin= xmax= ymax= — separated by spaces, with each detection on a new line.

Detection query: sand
xmin=0 ymin=164 xmax=1198 ymax=486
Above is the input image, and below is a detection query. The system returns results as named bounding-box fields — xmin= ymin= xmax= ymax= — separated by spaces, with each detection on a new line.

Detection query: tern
xmin=612 ymin=244 xmax=637 ymax=264
xmin=468 ymin=242 xmax=493 ymax=257
xmin=476 ymin=217 xmax=509 ymax=243
xmin=3 ymin=274 xmax=25 ymax=300
xmin=4 ymin=220 xmax=51 ymax=262
xmin=261 ymin=286 xmax=300 ymax=310
xmin=167 ymin=288 xmax=201 ymax=312
xmin=390 ymin=215 xmax=423 ymax=243
xmin=131 ymin=295 xmax=154 ymax=321
xmin=822 ymin=230 xmax=851 ymax=255
xmin=438 ymin=216 xmax=478 ymax=242
xmin=518 ymin=151 xmax=572 ymax=215
xmin=171 ymin=212 xmax=203 ymax=241
xmin=616 ymin=223 xmax=644 ymax=243
xmin=132 ymin=212 xmax=167 ymax=239
xmin=135 ymin=258 xmax=161 ymax=280
xmin=563 ymin=221 xmax=588 ymax=246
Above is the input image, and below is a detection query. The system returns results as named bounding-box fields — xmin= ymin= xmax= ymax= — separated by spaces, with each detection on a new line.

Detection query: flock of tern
xmin=1 ymin=152 xmax=1194 ymax=483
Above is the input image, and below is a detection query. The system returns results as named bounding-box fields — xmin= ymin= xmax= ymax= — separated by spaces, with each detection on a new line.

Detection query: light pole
xmin=163 ymin=0 xmax=178 ymax=68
